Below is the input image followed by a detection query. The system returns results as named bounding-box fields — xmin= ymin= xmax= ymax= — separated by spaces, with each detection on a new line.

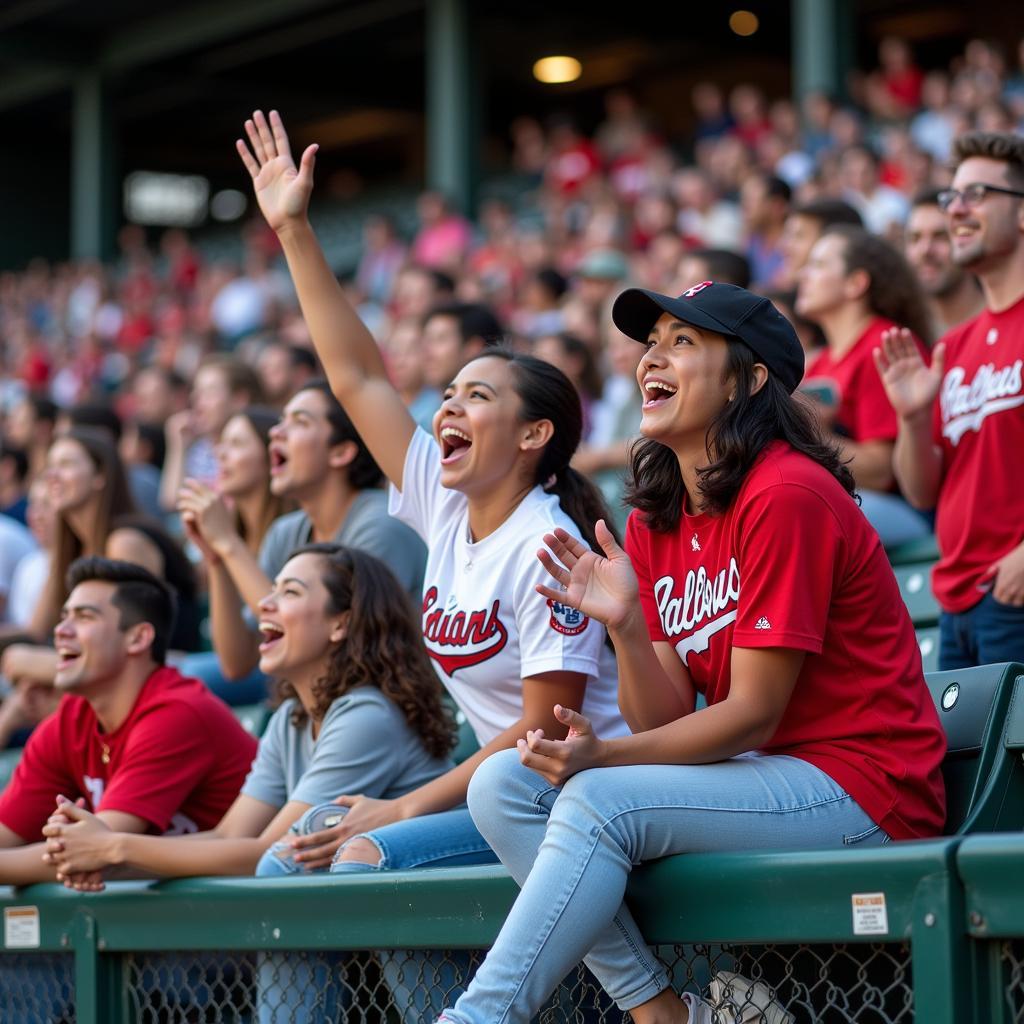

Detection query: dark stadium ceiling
xmin=0 ymin=0 xmax=1017 ymax=194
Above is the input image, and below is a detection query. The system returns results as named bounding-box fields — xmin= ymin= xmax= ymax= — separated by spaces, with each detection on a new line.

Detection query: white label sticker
xmin=4 ymin=906 xmax=40 ymax=948
xmin=851 ymin=892 xmax=889 ymax=935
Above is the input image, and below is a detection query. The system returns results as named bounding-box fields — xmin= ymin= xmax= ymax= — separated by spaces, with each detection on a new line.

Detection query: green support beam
xmin=425 ymin=0 xmax=476 ymax=217
xmin=70 ymin=69 xmax=116 ymax=261
xmin=791 ymin=0 xmax=853 ymax=104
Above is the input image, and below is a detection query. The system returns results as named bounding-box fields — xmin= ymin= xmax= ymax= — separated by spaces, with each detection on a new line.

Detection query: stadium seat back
xmin=926 ymin=662 xmax=1024 ymax=833
xmin=894 ymin=561 xmax=941 ymax=627
xmin=452 ymin=712 xmax=480 ymax=765
xmin=0 ymin=748 xmax=20 ymax=790
xmin=232 ymin=703 xmax=271 ymax=738
xmin=886 ymin=534 xmax=939 ymax=566
xmin=959 ymin=671 xmax=1024 ymax=834
xmin=916 ymin=626 xmax=940 ymax=673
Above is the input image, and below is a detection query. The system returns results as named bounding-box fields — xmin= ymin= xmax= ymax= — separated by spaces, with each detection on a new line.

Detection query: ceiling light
xmin=533 ymin=56 xmax=582 ymax=85
xmin=729 ymin=10 xmax=759 ymax=36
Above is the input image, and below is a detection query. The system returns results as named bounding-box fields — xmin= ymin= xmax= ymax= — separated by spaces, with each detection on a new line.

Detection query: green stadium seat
xmin=232 ymin=703 xmax=271 ymax=738
xmin=894 ymin=560 xmax=941 ymax=627
xmin=452 ymin=709 xmax=480 ymax=765
xmin=0 ymin=748 xmax=20 ymax=790
xmin=887 ymin=533 xmax=939 ymax=566
xmin=925 ymin=662 xmax=1024 ymax=834
xmin=917 ymin=626 xmax=940 ymax=673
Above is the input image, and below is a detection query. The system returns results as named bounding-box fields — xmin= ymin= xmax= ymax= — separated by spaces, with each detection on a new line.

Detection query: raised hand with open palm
xmin=873 ymin=326 xmax=946 ymax=420
xmin=536 ymin=520 xmax=640 ymax=632
xmin=236 ymin=109 xmax=318 ymax=233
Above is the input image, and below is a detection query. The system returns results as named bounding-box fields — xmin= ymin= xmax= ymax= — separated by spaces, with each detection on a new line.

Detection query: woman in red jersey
xmin=437 ymin=282 xmax=946 ymax=1024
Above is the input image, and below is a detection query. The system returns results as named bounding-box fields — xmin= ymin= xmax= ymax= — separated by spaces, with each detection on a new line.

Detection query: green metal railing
xmin=1 ymin=835 xmax=999 ymax=1023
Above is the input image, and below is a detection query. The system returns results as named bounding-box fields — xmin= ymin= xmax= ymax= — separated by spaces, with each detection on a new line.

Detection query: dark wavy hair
xmin=296 ymin=379 xmax=384 ymax=490
xmin=281 ymin=543 xmax=454 ymax=759
xmin=822 ymin=225 xmax=934 ymax=346
xmin=468 ymin=349 xmax=620 ymax=551
xmin=626 ymin=341 xmax=856 ymax=532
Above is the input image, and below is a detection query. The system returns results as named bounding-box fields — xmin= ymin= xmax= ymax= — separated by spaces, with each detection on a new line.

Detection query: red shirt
xmin=805 ymin=317 xmax=916 ymax=443
xmin=931 ymin=296 xmax=1024 ymax=612
xmin=626 ymin=442 xmax=946 ymax=840
xmin=0 ymin=667 xmax=257 ymax=842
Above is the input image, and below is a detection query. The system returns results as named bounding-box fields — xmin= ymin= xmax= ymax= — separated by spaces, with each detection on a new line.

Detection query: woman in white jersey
xmin=235 ymin=109 xmax=626 ymax=878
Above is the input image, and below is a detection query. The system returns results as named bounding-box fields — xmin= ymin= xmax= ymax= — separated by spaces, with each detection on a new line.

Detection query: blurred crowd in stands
xmin=0 ymin=32 xmax=1021 ymax=733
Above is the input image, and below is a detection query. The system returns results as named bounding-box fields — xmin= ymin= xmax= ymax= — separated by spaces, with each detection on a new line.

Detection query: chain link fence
xmin=120 ymin=940 xmax=911 ymax=1023
xmin=0 ymin=951 xmax=75 ymax=1024
xmin=1003 ymin=940 xmax=1024 ymax=1024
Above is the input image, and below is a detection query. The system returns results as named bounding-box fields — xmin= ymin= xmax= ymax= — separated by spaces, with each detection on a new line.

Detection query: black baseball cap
xmin=611 ymin=281 xmax=805 ymax=393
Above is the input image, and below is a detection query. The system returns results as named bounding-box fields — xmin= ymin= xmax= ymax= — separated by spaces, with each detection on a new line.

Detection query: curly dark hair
xmin=280 ymin=543 xmax=454 ymax=759
xmin=821 ymin=225 xmax=935 ymax=346
xmin=627 ymin=341 xmax=856 ymax=531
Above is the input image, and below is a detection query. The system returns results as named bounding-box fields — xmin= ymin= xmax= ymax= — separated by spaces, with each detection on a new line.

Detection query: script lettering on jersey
xmin=422 ymin=586 xmax=509 ymax=676
xmin=654 ymin=557 xmax=741 ymax=665
xmin=940 ymin=360 xmax=1024 ymax=445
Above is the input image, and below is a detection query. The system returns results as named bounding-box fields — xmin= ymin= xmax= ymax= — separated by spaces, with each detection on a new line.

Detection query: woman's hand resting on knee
xmin=518 ymin=705 xmax=607 ymax=786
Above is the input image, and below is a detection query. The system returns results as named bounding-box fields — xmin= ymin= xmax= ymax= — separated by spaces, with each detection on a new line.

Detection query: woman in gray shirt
xmin=42 ymin=543 xmax=453 ymax=882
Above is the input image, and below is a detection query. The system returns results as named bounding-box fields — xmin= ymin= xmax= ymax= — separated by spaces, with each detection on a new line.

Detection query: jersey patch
xmin=547 ymin=600 xmax=589 ymax=636
xmin=754 ymin=616 xmax=772 ymax=630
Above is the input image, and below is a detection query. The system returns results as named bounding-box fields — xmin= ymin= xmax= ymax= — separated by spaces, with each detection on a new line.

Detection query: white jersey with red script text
xmin=389 ymin=428 xmax=626 ymax=745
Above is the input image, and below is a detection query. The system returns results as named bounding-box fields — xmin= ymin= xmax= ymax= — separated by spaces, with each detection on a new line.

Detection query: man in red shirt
xmin=0 ymin=556 xmax=256 ymax=885
xmin=877 ymin=130 xmax=1024 ymax=668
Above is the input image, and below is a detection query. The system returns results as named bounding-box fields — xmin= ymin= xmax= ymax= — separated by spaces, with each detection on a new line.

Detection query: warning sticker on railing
xmin=4 ymin=906 xmax=40 ymax=948
xmin=851 ymin=892 xmax=888 ymax=935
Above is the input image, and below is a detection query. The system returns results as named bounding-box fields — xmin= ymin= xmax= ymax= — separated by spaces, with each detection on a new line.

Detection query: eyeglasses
xmin=936 ymin=183 xmax=1024 ymax=211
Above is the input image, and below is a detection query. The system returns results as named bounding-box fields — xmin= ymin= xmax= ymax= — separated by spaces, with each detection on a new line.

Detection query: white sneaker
xmin=681 ymin=991 xmax=715 ymax=1024
xmin=707 ymin=971 xmax=794 ymax=1024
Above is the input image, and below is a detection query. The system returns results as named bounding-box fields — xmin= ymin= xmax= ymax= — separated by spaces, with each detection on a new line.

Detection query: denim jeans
xmin=938 ymin=592 xmax=1024 ymax=670
xmin=174 ymin=650 xmax=270 ymax=707
xmin=253 ymin=805 xmax=344 ymax=1023
xmin=440 ymin=749 xmax=887 ymax=1024
xmin=329 ymin=807 xmax=499 ymax=1023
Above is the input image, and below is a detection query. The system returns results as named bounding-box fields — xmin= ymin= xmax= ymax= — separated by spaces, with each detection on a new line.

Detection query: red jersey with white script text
xmin=931 ymin=296 xmax=1024 ymax=612
xmin=805 ymin=317 xmax=916 ymax=444
xmin=626 ymin=442 xmax=945 ymax=840
xmin=0 ymin=666 xmax=256 ymax=843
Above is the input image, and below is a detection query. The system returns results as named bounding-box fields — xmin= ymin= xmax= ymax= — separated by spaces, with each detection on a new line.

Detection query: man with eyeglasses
xmin=876 ymin=130 xmax=1024 ymax=669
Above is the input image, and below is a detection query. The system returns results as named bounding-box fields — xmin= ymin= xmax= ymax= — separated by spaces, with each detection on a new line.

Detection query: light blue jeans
xmin=441 ymin=749 xmax=888 ymax=1024
xmin=255 ymin=804 xmax=498 ymax=1023
xmin=329 ymin=806 xmax=499 ymax=1023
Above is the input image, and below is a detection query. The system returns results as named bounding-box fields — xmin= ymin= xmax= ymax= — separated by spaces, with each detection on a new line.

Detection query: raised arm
xmin=873 ymin=329 xmax=946 ymax=509
xmin=236 ymin=109 xmax=415 ymax=489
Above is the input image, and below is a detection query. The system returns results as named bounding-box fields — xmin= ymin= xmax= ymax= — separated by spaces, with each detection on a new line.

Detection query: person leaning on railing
xmin=435 ymin=282 xmax=946 ymax=1024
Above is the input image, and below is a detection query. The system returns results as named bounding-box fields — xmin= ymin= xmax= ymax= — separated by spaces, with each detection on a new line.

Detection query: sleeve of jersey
xmin=386 ymin=427 xmax=446 ymax=541
xmin=289 ymin=696 xmax=407 ymax=806
xmin=731 ymin=484 xmax=841 ymax=654
xmin=0 ymin=716 xmax=77 ymax=842
xmin=239 ymin=705 xmax=289 ymax=809
xmin=514 ymin=538 xmax=605 ymax=679
xmin=625 ymin=512 xmax=669 ymax=643
xmin=98 ymin=702 xmax=217 ymax=832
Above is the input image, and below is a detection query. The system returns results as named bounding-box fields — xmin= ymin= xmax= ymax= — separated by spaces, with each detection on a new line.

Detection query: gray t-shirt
xmin=241 ymin=689 xmax=452 ymax=809
xmin=258 ymin=489 xmax=426 ymax=601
